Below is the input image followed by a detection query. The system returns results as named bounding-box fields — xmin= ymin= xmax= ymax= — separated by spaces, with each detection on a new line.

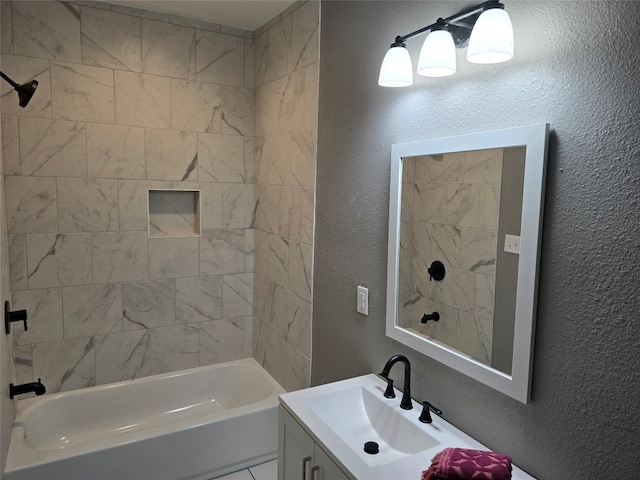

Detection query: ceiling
xmin=105 ymin=0 xmax=297 ymax=31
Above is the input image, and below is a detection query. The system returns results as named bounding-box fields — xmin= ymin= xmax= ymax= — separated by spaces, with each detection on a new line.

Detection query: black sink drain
xmin=364 ymin=441 xmax=379 ymax=455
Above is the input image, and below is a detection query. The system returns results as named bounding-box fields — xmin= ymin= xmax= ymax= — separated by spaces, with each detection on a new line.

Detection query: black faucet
xmin=10 ymin=379 xmax=46 ymax=399
xmin=379 ymin=355 xmax=413 ymax=410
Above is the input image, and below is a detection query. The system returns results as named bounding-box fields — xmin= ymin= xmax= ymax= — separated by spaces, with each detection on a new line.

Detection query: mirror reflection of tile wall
xmin=398 ymin=149 xmax=503 ymax=365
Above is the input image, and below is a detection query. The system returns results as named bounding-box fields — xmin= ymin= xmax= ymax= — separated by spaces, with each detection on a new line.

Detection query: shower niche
xmin=148 ymin=189 xmax=201 ymax=238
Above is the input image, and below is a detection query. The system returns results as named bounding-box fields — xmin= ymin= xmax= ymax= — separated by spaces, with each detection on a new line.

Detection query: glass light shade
xmin=466 ymin=8 xmax=514 ymax=64
xmin=378 ymin=46 xmax=413 ymax=87
xmin=416 ymin=29 xmax=456 ymax=77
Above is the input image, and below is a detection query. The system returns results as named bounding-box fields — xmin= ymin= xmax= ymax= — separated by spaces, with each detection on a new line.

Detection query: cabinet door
xmin=313 ymin=445 xmax=351 ymax=480
xmin=278 ymin=406 xmax=315 ymax=480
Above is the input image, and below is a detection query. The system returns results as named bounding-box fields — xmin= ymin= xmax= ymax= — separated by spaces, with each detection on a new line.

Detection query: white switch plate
xmin=504 ymin=234 xmax=521 ymax=255
xmin=357 ymin=285 xmax=369 ymax=315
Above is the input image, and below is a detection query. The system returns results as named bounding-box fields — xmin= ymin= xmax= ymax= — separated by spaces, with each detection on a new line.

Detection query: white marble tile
xmin=5 ymin=176 xmax=57 ymax=234
xmin=14 ymin=346 xmax=33 ymax=386
xmin=51 ymin=61 xmax=114 ymax=124
xmin=245 ymin=137 xmax=256 ymax=183
xmin=221 ymin=86 xmax=254 ymax=136
xmin=285 ymin=343 xmax=310 ymax=392
xmin=19 ymin=117 xmax=86 ymax=177
xmin=169 ymin=15 xmax=221 ymax=33
xmin=254 ymin=17 xmax=290 ymax=86
xmin=198 ymin=133 xmax=245 ymax=183
xmin=200 ymin=229 xmax=245 ymax=275
xmin=149 ymin=237 xmax=200 ymax=279
xmin=145 ymin=129 xmax=197 ymax=181
xmin=258 ymin=323 xmax=286 ymax=388
xmin=434 ymin=266 xmax=476 ymax=312
xmin=254 ymin=231 xmax=269 ymax=278
xmin=114 ymin=71 xmax=170 ymax=128
xmin=268 ymin=132 xmax=291 ymax=186
xmin=80 ymin=7 xmax=142 ymax=72
xmin=12 ymin=1 xmax=81 ymax=63
xmin=293 ymin=297 xmax=311 ymax=358
xmin=255 ymin=78 xmax=285 ymax=136
xmin=122 ymin=279 xmax=175 ymax=331
xmin=244 ymin=39 xmax=255 ymax=89
xmin=170 ymin=79 xmax=221 ymax=133
xmin=222 ymin=184 xmax=255 ymax=229
xmin=176 ymin=275 xmax=222 ymax=324
xmin=11 ymin=288 xmax=63 ymax=346
xmin=433 ymin=152 xmax=465 ymax=184
xmin=32 ymin=337 xmax=95 ymax=393
xmin=403 ymin=157 xmax=416 ymax=185
xmin=270 ymin=285 xmax=295 ymax=339
xmin=446 ymin=184 xmax=481 ymax=228
xmin=460 ymin=228 xmax=497 ymax=275
xmin=62 ymin=284 xmax=122 ymax=339
xmin=290 ymin=128 xmax=315 ymax=187
xmin=220 ymin=25 xmax=252 ymax=39
xmin=2 ymin=116 xmax=20 ymax=175
xmin=86 ymin=123 xmax=145 ymax=179
xmin=256 ymin=185 xmax=280 ymax=235
xmin=475 ymin=274 xmax=495 ymax=320
xmin=111 ymin=4 xmax=168 ymax=21
xmin=216 ymin=467 xmax=253 ymax=480
xmin=142 ymin=19 xmax=195 ymax=79
xmin=91 ymin=231 xmax=149 ymax=283
xmin=414 ymin=155 xmax=433 ymax=184
xmin=291 ymin=1 xmax=319 ymax=70
xmin=244 ymin=229 xmax=255 ymax=273
xmin=288 ymin=241 xmax=312 ymax=301
xmin=279 ymin=69 xmax=305 ymax=132
xmin=267 ymin=234 xmax=288 ymax=288
xmin=254 ymin=136 xmax=268 ymax=184
xmin=223 ymin=273 xmax=253 ymax=318
xmin=303 ymin=63 xmax=318 ymax=128
xmin=199 ymin=318 xmax=245 ymax=365
xmin=26 ymin=233 xmax=92 ymax=288
xmin=171 ymin=181 xmax=222 ymax=230
xmin=414 ymin=184 xmax=447 ymax=223
xmin=57 ymin=178 xmax=119 ymax=232
xmin=0 ymin=54 xmax=51 ymax=118
xmin=195 ymin=31 xmax=244 ymax=86
xmin=150 ymin=324 xmax=199 ymax=375
xmin=429 ymin=223 xmax=462 ymax=268
xmin=118 ymin=180 xmax=172 ymax=231
xmin=9 ymin=234 xmax=28 ymax=291
xmin=478 ymin=185 xmax=501 ymax=231
xmin=464 ymin=148 xmax=503 ymax=185
xmin=299 ymin=187 xmax=314 ymax=245
xmin=95 ymin=330 xmax=150 ymax=384
xmin=457 ymin=312 xmax=492 ymax=365
xmin=278 ymin=186 xmax=301 ymax=240
xmin=1 ymin=1 xmax=13 ymax=54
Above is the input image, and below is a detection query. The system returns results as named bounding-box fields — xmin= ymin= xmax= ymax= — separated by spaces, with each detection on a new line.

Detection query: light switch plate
xmin=504 ymin=234 xmax=521 ymax=254
xmin=357 ymin=285 xmax=369 ymax=315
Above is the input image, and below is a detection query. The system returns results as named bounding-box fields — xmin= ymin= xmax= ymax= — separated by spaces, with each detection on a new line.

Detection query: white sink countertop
xmin=279 ymin=374 xmax=536 ymax=480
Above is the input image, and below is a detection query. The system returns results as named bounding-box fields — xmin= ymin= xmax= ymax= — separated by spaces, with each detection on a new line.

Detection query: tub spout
xmin=10 ymin=379 xmax=46 ymax=399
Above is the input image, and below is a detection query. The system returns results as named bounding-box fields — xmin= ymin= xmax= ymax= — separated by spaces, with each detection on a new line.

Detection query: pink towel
xmin=421 ymin=447 xmax=512 ymax=480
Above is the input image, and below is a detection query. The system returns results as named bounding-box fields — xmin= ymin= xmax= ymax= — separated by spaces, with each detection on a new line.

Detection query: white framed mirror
xmin=386 ymin=124 xmax=549 ymax=403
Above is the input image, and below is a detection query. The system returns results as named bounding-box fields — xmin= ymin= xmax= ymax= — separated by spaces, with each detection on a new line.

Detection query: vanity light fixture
xmin=0 ymin=71 xmax=38 ymax=107
xmin=378 ymin=0 xmax=513 ymax=87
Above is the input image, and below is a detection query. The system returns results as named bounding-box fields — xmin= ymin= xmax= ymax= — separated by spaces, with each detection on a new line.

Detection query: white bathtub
xmin=5 ymin=358 xmax=285 ymax=480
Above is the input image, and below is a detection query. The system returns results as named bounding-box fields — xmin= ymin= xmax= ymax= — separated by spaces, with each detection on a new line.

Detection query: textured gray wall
xmin=313 ymin=2 xmax=640 ymax=478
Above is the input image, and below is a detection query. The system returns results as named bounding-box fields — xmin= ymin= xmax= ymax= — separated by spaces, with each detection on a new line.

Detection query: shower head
xmin=0 ymin=71 xmax=38 ymax=108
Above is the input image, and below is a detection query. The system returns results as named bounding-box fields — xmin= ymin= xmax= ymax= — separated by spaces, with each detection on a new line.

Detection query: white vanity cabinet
xmin=278 ymin=406 xmax=351 ymax=480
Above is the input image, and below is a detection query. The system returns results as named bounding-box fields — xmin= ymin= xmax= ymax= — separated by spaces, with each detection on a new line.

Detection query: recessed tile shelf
xmin=148 ymin=189 xmax=201 ymax=238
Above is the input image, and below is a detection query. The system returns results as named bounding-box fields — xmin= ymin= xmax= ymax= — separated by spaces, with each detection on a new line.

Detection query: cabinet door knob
xmin=302 ymin=456 xmax=311 ymax=479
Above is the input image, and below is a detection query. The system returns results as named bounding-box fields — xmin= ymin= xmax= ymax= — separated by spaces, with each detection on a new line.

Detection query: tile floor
xmin=213 ymin=459 xmax=277 ymax=480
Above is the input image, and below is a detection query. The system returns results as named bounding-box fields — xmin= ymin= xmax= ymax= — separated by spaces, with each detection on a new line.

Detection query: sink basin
xmin=280 ymin=374 xmax=536 ymax=480
xmin=303 ymin=385 xmax=439 ymax=467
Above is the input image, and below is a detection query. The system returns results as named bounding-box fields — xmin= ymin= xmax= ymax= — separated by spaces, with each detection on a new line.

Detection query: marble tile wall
xmin=253 ymin=1 xmax=319 ymax=392
xmin=1 ymin=1 xmax=259 ymax=393
xmin=399 ymin=149 xmax=503 ymax=364
xmin=0 ymin=8 xmax=19 ymax=467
